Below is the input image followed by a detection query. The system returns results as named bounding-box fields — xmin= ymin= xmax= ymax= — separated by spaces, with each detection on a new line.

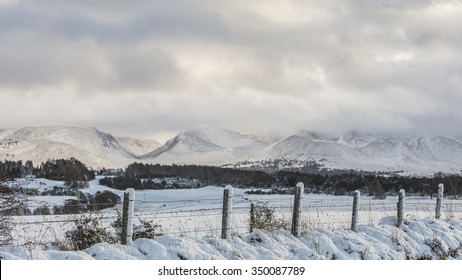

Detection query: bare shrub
xmin=65 ymin=215 xmax=115 ymax=250
xmin=111 ymin=211 xmax=162 ymax=242
xmin=133 ymin=219 xmax=163 ymax=240
xmin=249 ymin=202 xmax=290 ymax=232
xmin=33 ymin=205 xmax=51 ymax=215
xmin=53 ymin=199 xmax=86 ymax=214
xmin=0 ymin=182 xmax=29 ymax=246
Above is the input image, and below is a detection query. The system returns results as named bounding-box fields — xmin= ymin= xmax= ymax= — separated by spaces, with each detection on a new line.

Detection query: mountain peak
xmin=2 ymin=126 xmax=462 ymax=174
xmin=0 ymin=126 xmax=136 ymax=168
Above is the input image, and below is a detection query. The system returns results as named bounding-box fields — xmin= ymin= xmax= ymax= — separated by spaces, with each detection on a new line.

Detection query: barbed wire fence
xmin=5 ymin=182 xmax=462 ymax=249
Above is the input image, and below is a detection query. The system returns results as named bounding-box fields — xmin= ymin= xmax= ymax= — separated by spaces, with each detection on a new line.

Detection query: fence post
xmin=435 ymin=183 xmax=444 ymax=219
xmin=249 ymin=203 xmax=255 ymax=233
xmin=397 ymin=189 xmax=405 ymax=227
xmin=121 ymin=188 xmax=135 ymax=245
xmin=221 ymin=185 xmax=233 ymax=239
xmin=291 ymin=182 xmax=304 ymax=237
xmin=351 ymin=190 xmax=360 ymax=232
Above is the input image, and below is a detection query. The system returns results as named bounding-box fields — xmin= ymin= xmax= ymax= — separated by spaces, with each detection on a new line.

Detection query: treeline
xmin=274 ymin=171 xmax=462 ymax=198
xmin=1 ymin=158 xmax=94 ymax=187
xmin=125 ymin=162 xmax=272 ymax=187
xmin=100 ymin=163 xmax=462 ymax=198
xmin=99 ymin=163 xmax=271 ymax=190
xmin=0 ymin=160 xmax=33 ymax=180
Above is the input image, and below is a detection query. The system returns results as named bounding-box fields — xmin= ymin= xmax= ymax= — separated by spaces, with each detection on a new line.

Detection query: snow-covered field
xmin=2 ymin=218 xmax=462 ymax=260
xmin=2 ymin=177 xmax=462 ymax=260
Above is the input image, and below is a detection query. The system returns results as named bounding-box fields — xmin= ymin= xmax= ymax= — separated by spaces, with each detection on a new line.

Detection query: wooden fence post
xmin=351 ymin=190 xmax=360 ymax=232
xmin=397 ymin=189 xmax=405 ymax=227
xmin=291 ymin=182 xmax=304 ymax=237
xmin=121 ymin=188 xmax=135 ymax=245
xmin=435 ymin=183 xmax=444 ymax=219
xmin=221 ymin=185 xmax=233 ymax=239
xmin=249 ymin=203 xmax=255 ymax=233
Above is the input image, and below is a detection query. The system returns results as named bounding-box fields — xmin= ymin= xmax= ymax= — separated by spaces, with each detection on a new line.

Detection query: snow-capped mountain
xmin=142 ymin=127 xmax=269 ymax=165
xmin=142 ymin=128 xmax=462 ymax=174
xmin=353 ymin=135 xmax=462 ymax=171
xmin=0 ymin=126 xmax=137 ymax=168
xmin=254 ymin=131 xmax=371 ymax=168
xmin=116 ymin=137 xmax=161 ymax=157
xmin=2 ymin=126 xmax=462 ymax=174
xmin=271 ymin=131 xmax=462 ymax=173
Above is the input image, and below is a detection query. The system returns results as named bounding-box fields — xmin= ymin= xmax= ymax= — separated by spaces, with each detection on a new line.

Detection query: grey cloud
xmin=0 ymin=1 xmax=229 ymax=42
xmin=1 ymin=0 xmax=462 ymax=137
xmin=0 ymin=1 xmax=228 ymax=91
xmin=108 ymin=50 xmax=181 ymax=90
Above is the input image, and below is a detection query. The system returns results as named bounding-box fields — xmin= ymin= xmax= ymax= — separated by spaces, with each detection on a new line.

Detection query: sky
xmin=1 ymin=0 xmax=462 ymax=143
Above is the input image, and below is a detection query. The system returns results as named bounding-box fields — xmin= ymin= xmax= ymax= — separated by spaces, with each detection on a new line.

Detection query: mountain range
xmin=1 ymin=126 xmax=462 ymax=175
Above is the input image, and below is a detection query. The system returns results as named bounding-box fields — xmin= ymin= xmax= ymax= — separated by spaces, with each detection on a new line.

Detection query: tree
xmin=0 ymin=180 xmax=28 ymax=246
xmin=34 ymin=158 xmax=95 ymax=187
xmin=88 ymin=191 xmax=120 ymax=211
xmin=370 ymin=178 xmax=386 ymax=199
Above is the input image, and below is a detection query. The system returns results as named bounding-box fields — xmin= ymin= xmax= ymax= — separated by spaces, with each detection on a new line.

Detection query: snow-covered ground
xmin=2 ymin=218 xmax=462 ymax=260
xmin=2 ymin=177 xmax=462 ymax=260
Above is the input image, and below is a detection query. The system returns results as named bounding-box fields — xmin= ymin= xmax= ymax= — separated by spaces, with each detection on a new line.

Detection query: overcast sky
xmin=1 ymin=0 xmax=461 ymax=142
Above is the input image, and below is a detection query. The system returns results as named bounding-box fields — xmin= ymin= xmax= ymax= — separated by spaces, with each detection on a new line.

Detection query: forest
xmin=99 ymin=162 xmax=462 ymax=198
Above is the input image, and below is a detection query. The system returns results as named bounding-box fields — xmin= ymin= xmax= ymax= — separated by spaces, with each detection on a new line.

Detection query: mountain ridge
xmin=1 ymin=126 xmax=462 ymax=174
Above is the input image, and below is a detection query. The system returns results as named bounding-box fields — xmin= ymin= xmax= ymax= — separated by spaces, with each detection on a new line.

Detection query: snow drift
xmin=1 ymin=217 xmax=461 ymax=260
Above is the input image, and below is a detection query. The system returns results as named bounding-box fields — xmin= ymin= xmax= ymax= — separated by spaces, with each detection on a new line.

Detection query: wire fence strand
xmin=6 ymin=192 xmax=462 ymax=248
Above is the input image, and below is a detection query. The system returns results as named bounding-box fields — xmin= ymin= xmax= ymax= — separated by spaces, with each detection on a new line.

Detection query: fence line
xmin=118 ymin=182 xmax=456 ymax=243
xmin=135 ymin=198 xmax=223 ymax=204
xmin=7 ymin=182 xmax=462 ymax=247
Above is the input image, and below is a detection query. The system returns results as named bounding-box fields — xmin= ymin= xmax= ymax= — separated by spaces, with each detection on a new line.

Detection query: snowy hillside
xmin=245 ymin=131 xmax=462 ymax=174
xmin=142 ymin=127 xmax=269 ymax=165
xmin=0 ymin=126 xmax=136 ymax=169
xmin=145 ymin=128 xmax=462 ymax=174
xmin=2 ymin=126 xmax=462 ymax=174
xmin=255 ymin=132 xmax=371 ymax=169
xmin=116 ymin=137 xmax=161 ymax=157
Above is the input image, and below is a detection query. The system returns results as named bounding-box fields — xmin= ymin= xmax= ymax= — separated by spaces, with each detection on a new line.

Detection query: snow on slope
xmin=254 ymin=132 xmax=371 ymax=168
xmin=421 ymin=136 xmax=462 ymax=163
xmin=116 ymin=137 xmax=161 ymax=157
xmin=241 ymin=131 xmax=462 ymax=174
xmin=0 ymin=126 xmax=135 ymax=168
xmin=143 ymin=127 xmax=269 ymax=165
xmin=357 ymin=136 xmax=462 ymax=173
xmin=1 ymin=218 xmax=462 ymax=260
xmin=2 ymin=126 xmax=462 ymax=174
